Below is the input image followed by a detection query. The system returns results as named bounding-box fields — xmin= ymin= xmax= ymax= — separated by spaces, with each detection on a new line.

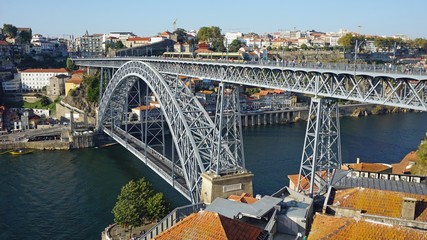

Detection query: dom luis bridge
xmin=73 ymin=57 xmax=427 ymax=204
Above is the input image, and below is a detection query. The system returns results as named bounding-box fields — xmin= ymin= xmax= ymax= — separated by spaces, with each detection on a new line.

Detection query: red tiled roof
xmin=154 ymin=210 xmax=263 ymax=240
xmin=66 ymin=77 xmax=83 ymax=84
xmin=288 ymin=171 xmax=327 ymax=192
xmin=308 ymin=214 xmax=427 ymax=240
xmin=331 ymin=187 xmax=427 ymax=222
xmin=346 ymin=163 xmax=391 ymax=173
xmin=128 ymin=37 xmax=150 ymax=41
xmin=22 ymin=68 xmax=68 ymax=73
xmin=392 ymin=151 xmax=418 ymax=174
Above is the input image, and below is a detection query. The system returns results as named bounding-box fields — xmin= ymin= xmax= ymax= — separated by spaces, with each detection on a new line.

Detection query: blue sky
xmin=1 ymin=0 xmax=426 ymax=38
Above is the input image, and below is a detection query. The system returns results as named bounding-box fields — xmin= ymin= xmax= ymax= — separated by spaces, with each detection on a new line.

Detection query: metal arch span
xmin=98 ymin=61 xmax=216 ymax=203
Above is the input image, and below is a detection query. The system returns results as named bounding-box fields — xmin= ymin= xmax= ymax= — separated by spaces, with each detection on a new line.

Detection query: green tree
xmin=173 ymin=28 xmax=188 ymax=43
xmin=2 ymin=24 xmax=17 ymax=38
xmin=66 ymin=58 xmax=76 ymax=71
xmin=211 ymin=38 xmax=225 ymax=52
xmin=18 ymin=30 xmax=32 ymax=43
xmin=115 ymin=40 xmax=125 ymax=49
xmin=337 ymin=33 xmax=353 ymax=48
xmin=40 ymin=96 xmax=51 ymax=106
xmin=145 ymin=192 xmax=168 ymax=221
xmin=112 ymin=178 xmax=168 ymax=238
xmin=227 ymin=39 xmax=242 ymax=52
xmin=412 ymin=142 xmax=427 ymax=175
xmin=83 ymin=74 xmax=100 ymax=103
xmin=300 ymin=43 xmax=308 ymax=50
xmin=196 ymin=26 xmax=223 ymax=43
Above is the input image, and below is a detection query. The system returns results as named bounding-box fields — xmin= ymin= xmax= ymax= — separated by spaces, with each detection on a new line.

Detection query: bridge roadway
xmin=74 ymin=57 xmax=427 ymax=111
xmin=103 ymin=126 xmax=190 ymax=201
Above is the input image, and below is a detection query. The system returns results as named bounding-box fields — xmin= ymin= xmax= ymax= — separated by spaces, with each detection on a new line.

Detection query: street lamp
xmin=354 ymin=39 xmax=364 ymax=72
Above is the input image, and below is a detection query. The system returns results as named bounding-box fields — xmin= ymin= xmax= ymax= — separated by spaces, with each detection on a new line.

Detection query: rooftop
xmin=154 ymin=210 xmax=267 ymax=240
xmin=22 ymin=68 xmax=68 ymax=73
xmin=332 ymin=169 xmax=427 ymax=195
xmin=345 ymin=162 xmax=391 ymax=173
xmin=308 ymin=213 xmax=427 ymax=240
xmin=329 ymin=187 xmax=427 ymax=222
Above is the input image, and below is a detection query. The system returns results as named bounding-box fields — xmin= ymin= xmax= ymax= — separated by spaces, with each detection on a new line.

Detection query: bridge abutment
xmin=200 ymin=171 xmax=254 ymax=204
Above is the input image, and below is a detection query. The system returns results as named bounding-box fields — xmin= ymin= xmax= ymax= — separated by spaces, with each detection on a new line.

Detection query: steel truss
xmin=75 ymin=58 xmax=427 ymax=111
xmin=74 ymin=58 xmax=427 ymax=202
xmin=98 ymin=61 xmax=220 ymax=203
xmin=212 ymin=82 xmax=245 ymax=174
xmin=297 ymin=97 xmax=342 ymax=197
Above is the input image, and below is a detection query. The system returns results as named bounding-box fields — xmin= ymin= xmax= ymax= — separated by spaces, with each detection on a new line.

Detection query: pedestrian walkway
xmin=102 ymin=222 xmax=156 ymax=240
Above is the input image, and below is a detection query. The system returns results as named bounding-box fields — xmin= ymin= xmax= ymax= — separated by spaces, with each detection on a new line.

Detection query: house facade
xmin=21 ymin=68 xmax=69 ymax=92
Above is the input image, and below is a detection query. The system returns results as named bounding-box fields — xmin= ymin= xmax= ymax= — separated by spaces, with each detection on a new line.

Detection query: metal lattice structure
xmin=97 ymin=61 xmax=246 ymax=203
xmin=75 ymin=58 xmax=427 ymax=111
xmin=297 ymin=98 xmax=342 ymax=197
xmin=74 ymin=57 xmax=427 ymax=200
xmin=212 ymin=83 xmax=245 ymax=174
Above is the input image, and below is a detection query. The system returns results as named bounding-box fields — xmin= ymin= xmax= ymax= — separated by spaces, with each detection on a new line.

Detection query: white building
xmin=21 ymin=68 xmax=69 ymax=92
xmin=225 ymin=32 xmax=243 ymax=47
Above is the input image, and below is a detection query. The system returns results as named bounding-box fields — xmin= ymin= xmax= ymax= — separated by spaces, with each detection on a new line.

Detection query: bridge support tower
xmin=201 ymin=82 xmax=253 ymax=204
xmin=297 ymin=97 xmax=342 ymax=198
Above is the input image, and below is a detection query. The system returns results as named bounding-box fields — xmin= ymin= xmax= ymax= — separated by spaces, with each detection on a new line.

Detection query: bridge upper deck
xmin=74 ymin=57 xmax=427 ymax=111
xmin=74 ymin=57 xmax=427 ymax=81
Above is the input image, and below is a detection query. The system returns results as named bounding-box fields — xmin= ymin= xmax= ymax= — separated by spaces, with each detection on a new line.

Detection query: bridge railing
xmin=103 ymin=127 xmax=190 ymax=198
xmin=73 ymin=56 xmax=427 ymax=77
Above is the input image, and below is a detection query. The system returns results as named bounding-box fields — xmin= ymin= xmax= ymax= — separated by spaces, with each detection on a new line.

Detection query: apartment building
xmin=21 ymin=68 xmax=69 ymax=92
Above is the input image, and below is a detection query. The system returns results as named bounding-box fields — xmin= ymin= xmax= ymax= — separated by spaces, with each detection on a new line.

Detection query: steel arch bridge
xmin=97 ymin=61 xmax=245 ymax=203
xmin=74 ymin=57 xmax=427 ymax=201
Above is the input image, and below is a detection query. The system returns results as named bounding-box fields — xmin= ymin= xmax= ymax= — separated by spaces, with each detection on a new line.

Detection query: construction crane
xmin=173 ymin=19 xmax=177 ymax=31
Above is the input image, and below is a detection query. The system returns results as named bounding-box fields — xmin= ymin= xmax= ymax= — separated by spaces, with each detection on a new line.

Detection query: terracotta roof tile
xmin=309 ymin=214 xmax=427 ymax=240
xmin=154 ymin=210 xmax=263 ymax=240
xmin=347 ymin=163 xmax=391 ymax=172
xmin=331 ymin=187 xmax=427 ymax=222
xmin=22 ymin=68 xmax=68 ymax=73
xmin=392 ymin=151 xmax=418 ymax=174
xmin=288 ymin=171 xmax=327 ymax=192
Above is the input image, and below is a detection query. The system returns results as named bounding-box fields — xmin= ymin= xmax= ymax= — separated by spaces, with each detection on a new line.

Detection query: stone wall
xmin=0 ymin=141 xmax=70 ymax=150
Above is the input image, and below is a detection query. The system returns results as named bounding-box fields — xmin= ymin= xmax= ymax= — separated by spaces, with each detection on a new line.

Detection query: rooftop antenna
xmin=173 ymin=19 xmax=178 ymax=31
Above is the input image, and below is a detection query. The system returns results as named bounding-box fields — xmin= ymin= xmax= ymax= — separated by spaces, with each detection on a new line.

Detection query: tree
xmin=228 ymin=39 xmax=242 ymax=52
xmin=196 ymin=26 xmax=223 ymax=43
xmin=112 ymin=178 xmax=168 ymax=238
xmin=40 ymin=96 xmax=51 ymax=106
xmin=300 ymin=43 xmax=308 ymax=50
xmin=18 ymin=30 xmax=32 ymax=43
xmin=211 ymin=38 xmax=225 ymax=52
xmin=83 ymin=74 xmax=100 ymax=103
xmin=337 ymin=33 xmax=354 ymax=49
xmin=115 ymin=41 xmax=125 ymax=49
xmin=145 ymin=192 xmax=168 ymax=221
xmin=173 ymin=28 xmax=187 ymax=43
xmin=66 ymin=58 xmax=76 ymax=71
xmin=2 ymin=24 xmax=17 ymax=38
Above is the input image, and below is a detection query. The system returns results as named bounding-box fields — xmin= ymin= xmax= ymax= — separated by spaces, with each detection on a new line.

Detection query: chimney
xmin=356 ymin=157 xmax=360 ymax=164
xmin=401 ymin=197 xmax=417 ymax=220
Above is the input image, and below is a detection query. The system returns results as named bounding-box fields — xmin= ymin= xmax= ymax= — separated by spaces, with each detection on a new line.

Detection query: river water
xmin=1 ymin=112 xmax=427 ymax=239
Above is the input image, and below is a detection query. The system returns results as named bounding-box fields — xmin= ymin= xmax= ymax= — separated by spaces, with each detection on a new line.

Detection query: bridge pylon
xmin=201 ymin=82 xmax=253 ymax=204
xmin=297 ymin=97 xmax=342 ymax=198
